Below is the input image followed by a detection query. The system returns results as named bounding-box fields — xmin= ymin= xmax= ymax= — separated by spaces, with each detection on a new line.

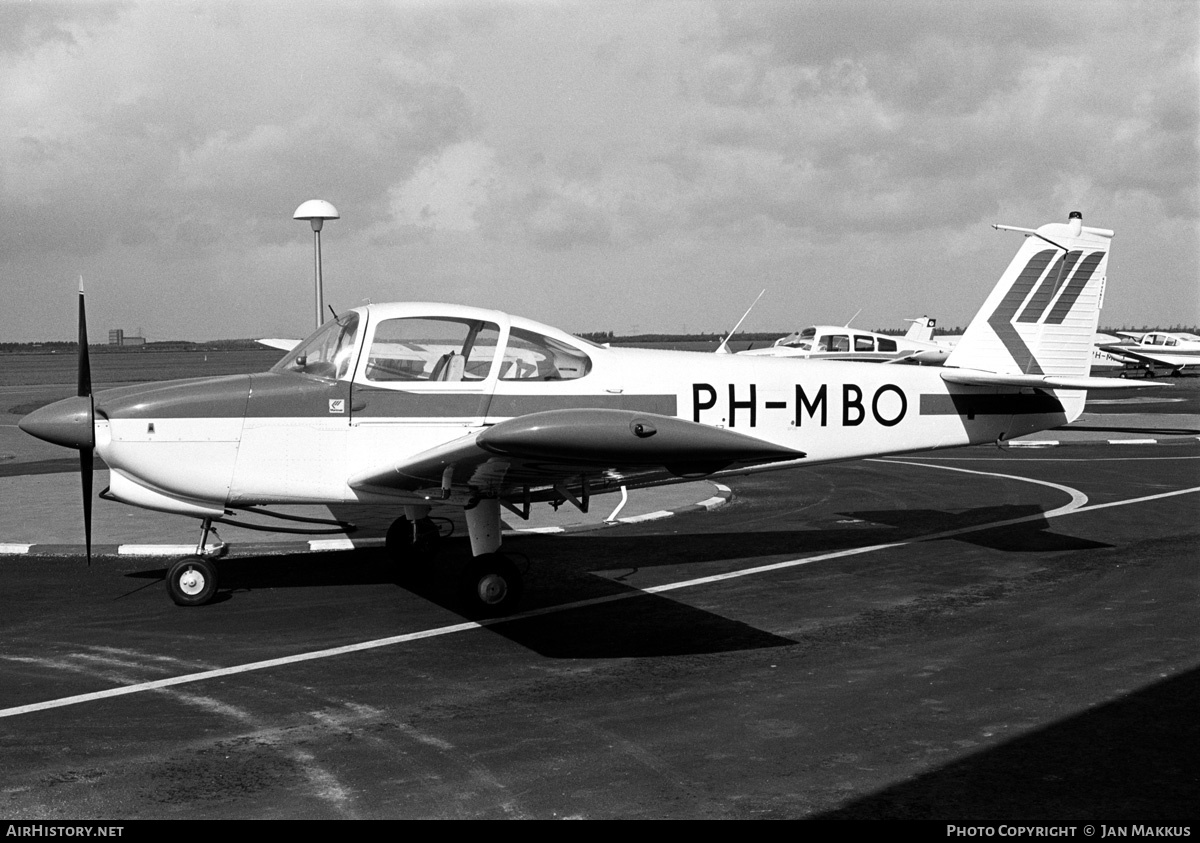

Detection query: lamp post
xmin=293 ymin=199 xmax=340 ymax=329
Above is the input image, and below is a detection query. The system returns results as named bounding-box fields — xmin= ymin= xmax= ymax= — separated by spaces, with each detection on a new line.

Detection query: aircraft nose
xmin=18 ymin=395 xmax=95 ymax=450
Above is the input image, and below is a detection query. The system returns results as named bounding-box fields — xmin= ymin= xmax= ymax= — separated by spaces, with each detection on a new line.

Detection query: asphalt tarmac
xmin=0 ymin=383 xmax=1197 ymax=820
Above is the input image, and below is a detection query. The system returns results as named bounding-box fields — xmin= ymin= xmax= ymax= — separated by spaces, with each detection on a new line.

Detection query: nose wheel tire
xmin=167 ymin=556 xmax=218 ymax=606
xmin=458 ymin=553 xmax=523 ymax=618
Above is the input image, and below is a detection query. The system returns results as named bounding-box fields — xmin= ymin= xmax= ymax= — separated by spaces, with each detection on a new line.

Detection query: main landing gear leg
xmin=385 ymin=505 xmax=441 ymax=565
xmin=459 ymin=498 xmax=522 ymax=618
xmin=165 ymin=518 xmax=223 ymax=607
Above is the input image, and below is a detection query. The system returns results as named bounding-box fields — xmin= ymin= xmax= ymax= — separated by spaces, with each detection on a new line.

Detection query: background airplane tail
xmin=945 ymin=212 xmax=1112 ymax=378
xmin=904 ymin=316 xmax=936 ymax=343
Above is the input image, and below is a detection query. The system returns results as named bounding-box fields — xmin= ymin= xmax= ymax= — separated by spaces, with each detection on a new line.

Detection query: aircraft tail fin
xmin=903 ymin=316 xmax=936 ymax=343
xmin=945 ymin=212 xmax=1113 ymax=379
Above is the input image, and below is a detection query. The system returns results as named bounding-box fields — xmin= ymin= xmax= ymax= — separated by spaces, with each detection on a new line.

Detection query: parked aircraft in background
xmin=20 ymin=212 xmax=1156 ymax=617
xmin=1097 ymin=331 xmax=1200 ymax=377
xmin=740 ymin=315 xmax=952 ymax=365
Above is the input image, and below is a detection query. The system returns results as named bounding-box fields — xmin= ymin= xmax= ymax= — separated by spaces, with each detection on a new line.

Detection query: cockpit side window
xmin=364 ymin=317 xmax=501 ymax=383
xmin=500 ymin=329 xmax=592 ymax=381
xmin=854 ymin=335 xmax=874 ymax=352
xmin=272 ymin=313 xmax=360 ymax=380
xmin=819 ymin=334 xmax=849 ymax=352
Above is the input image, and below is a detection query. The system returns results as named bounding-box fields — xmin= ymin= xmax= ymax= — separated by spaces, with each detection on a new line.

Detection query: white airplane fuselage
xmin=90 ymin=303 xmax=1078 ymax=516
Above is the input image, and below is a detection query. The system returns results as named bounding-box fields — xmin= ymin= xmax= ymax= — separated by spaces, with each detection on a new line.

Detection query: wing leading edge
xmin=348 ymin=408 xmax=805 ymax=500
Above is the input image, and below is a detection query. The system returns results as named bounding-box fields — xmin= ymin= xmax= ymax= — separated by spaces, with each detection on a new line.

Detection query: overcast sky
xmin=2 ymin=0 xmax=1196 ymax=343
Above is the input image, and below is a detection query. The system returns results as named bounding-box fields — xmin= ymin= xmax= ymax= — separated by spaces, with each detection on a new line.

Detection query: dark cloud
xmin=0 ymin=1 xmax=1193 ymax=340
xmin=0 ymin=1 xmax=124 ymax=53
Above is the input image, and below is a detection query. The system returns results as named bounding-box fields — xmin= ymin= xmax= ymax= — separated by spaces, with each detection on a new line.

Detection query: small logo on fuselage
xmin=329 ymin=399 xmax=346 ymax=414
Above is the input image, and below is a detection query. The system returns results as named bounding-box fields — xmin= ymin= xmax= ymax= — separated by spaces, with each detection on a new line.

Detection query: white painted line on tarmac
xmin=0 ymin=620 xmax=485 ymax=719
xmin=308 ymin=538 xmax=357 ymax=551
xmin=1008 ymin=440 xmax=1059 ymax=448
xmin=640 ymin=484 xmax=1199 ymax=599
xmin=118 ymin=544 xmax=196 ymax=556
xmin=619 ymin=510 xmax=673 ymax=523
xmin=0 ymin=543 xmax=30 ymax=554
xmin=4 ymin=479 xmax=1197 ymax=722
xmin=307 ymin=538 xmax=385 ymax=551
xmin=877 ymin=459 xmax=1090 ymax=515
xmin=1108 ymin=439 xmax=1159 ymax=445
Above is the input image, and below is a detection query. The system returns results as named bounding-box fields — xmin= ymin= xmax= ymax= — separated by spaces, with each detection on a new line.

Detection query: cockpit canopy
xmin=772 ymin=326 xmax=898 ymax=354
xmin=272 ymin=307 xmax=595 ymax=384
xmin=273 ymin=312 xmax=361 ymax=379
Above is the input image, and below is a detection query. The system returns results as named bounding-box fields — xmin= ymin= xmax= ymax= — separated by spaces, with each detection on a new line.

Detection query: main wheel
xmin=458 ymin=553 xmax=523 ymax=618
xmin=166 ymin=556 xmax=218 ymax=607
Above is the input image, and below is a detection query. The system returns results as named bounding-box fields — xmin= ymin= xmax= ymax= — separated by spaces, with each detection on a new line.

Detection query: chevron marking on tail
xmin=987 ymin=249 xmax=1057 ymax=375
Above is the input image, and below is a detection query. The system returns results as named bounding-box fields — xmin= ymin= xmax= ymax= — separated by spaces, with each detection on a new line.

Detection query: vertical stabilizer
xmin=904 ymin=316 xmax=936 ymax=343
xmin=945 ymin=212 xmax=1113 ymax=378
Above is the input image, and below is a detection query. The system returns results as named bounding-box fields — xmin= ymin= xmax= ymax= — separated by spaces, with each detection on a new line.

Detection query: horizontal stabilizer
xmin=940 ymin=369 xmax=1169 ymax=391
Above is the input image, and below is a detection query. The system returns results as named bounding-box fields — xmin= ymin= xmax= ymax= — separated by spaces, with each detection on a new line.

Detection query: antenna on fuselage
xmin=715 ymin=289 xmax=766 ymax=354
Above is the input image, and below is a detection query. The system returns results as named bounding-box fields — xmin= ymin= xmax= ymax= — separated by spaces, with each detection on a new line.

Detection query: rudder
xmin=946 ymin=212 xmax=1112 ymax=378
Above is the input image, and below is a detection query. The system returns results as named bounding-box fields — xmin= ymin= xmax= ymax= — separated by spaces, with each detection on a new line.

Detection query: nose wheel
xmin=166 ymin=556 xmax=218 ymax=606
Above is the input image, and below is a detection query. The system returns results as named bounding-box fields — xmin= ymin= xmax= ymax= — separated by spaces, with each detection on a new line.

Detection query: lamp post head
xmin=293 ymin=199 xmax=339 ymax=232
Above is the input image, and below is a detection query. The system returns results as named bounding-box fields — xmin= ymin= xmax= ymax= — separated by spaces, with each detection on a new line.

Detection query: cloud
xmin=386 ymin=141 xmax=499 ymax=233
xmin=0 ymin=0 xmax=1194 ymax=341
xmin=0 ymin=2 xmax=477 ymax=259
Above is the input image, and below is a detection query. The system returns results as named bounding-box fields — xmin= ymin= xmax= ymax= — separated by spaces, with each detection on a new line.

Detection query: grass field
xmin=0 ymin=348 xmax=285 ymax=389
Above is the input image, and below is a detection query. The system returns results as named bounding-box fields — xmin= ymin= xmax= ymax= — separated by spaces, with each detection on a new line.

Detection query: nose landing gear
xmin=165 ymin=518 xmax=225 ymax=606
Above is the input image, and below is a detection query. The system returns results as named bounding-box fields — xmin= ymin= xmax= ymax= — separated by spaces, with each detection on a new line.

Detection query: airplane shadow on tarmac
xmin=814 ymin=666 xmax=1199 ymax=821
xmin=125 ymin=500 xmax=1111 ymax=659
xmin=126 ymin=549 xmax=797 ymax=658
xmin=841 ymin=505 xmax=1112 ymax=553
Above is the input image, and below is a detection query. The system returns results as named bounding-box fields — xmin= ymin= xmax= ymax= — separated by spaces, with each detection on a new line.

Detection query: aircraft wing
xmin=941 ymin=369 xmax=1168 ymax=390
xmin=1096 ymin=345 xmax=1195 ymax=370
xmin=348 ymin=408 xmax=805 ymax=500
xmin=258 ymin=338 xmax=302 ymax=351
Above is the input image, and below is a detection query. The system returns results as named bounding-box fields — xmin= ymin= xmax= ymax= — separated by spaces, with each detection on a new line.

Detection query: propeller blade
xmin=80 ymin=448 xmax=93 ymax=566
xmin=77 ymin=277 xmax=91 ymax=397
xmin=76 ymin=277 xmax=95 ymax=567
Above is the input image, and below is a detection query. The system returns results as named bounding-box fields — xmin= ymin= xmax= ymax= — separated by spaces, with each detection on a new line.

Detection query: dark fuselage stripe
xmin=919 ymin=393 xmax=1065 ymax=417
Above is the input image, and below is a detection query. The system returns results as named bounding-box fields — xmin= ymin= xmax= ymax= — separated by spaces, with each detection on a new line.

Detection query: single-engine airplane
xmin=739 ymin=316 xmax=952 ymax=365
xmin=20 ymin=212 xmax=1158 ymax=616
xmin=1097 ymin=331 xmax=1200 ymax=377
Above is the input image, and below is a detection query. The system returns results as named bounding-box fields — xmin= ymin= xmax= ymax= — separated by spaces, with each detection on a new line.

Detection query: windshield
xmin=272 ymin=313 xmax=360 ymax=379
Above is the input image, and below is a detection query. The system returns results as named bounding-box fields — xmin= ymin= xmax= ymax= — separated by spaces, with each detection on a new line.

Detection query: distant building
xmin=108 ymin=329 xmax=146 ymax=347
